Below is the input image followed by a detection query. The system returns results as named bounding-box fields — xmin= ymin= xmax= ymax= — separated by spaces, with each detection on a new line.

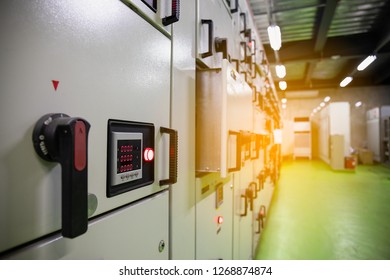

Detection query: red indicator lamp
xmin=144 ymin=148 xmax=154 ymax=162
xmin=216 ymin=216 xmax=224 ymax=225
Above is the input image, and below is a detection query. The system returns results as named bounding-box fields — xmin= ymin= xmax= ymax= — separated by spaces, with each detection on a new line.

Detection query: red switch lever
xmin=74 ymin=121 xmax=87 ymax=171
xmin=33 ymin=113 xmax=90 ymax=238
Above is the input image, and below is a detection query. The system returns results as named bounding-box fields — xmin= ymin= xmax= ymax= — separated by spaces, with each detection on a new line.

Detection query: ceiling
xmin=248 ymin=0 xmax=390 ymax=92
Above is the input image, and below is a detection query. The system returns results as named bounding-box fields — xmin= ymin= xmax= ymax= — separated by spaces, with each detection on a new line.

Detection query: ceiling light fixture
xmin=279 ymin=81 xmax=287 ymax=90
xmin=281 ymin=98 xmax=287 ymax=104
xmin=324 ymin=96 xmax=331 ymax=102
xmin=275 ymin=64 xmax=286 ymax=78
xmin=357 ymin=55 xmax=377 ymax=71
xmin=340 ymin=77 xmax=353 ymax=87
xmin=267 ymin=25 xmax=281 ymax=51
xmin=355 ymin=101 xmax=362 ymax=107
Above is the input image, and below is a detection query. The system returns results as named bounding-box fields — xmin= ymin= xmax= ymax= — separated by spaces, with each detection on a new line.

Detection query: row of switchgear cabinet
xmin=0 ymin=0 xmax=281 ymax=259
xmin=195 ymin=0 xmax=282 ymax=259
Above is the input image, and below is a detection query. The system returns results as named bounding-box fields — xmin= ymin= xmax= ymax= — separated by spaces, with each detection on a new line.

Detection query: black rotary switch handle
xmin=32 ymin=113 xmax=90 ymax=238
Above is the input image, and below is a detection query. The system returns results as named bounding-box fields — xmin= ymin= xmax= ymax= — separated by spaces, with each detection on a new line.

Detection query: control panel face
xmin=107 ymin=120 xmax=154 ymax=197
xmin=111 ymin=132 xmax=143 ymax=185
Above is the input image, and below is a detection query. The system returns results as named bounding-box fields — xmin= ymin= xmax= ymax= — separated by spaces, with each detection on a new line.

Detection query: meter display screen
xmin=117 ymin=140 xmax=141 ymax=174
xmin=107 ymin=120 xmax=154 ymax=197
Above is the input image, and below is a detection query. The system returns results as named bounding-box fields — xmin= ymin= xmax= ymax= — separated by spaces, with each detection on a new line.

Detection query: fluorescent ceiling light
xmin=340 ymin=77 xmax=353 ymax=87
xmin=324 ymin=96 xmax=331 ymax=102
xmin=279 ymin=81 xmax=287 ymax=90
xmin=357 ymin=55 xmax=377 ymax=71
xmin=267 ymin=25 xmax=281 ymax=51
xmin=275 ymin=64 xmax=286 ymax=78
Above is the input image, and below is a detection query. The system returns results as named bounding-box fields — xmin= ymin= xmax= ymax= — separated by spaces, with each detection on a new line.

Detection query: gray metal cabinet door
xmin=0 ymin=0 xmax=171 ymax=253
xmin=2 ymin=191 xmax=169 ymax=260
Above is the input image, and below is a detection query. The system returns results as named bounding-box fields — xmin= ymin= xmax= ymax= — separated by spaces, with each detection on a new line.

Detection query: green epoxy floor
xmin=255 ymin=160 xmax=390 ymax=260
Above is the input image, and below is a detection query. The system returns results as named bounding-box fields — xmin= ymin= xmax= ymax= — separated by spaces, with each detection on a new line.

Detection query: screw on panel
xmin=158 ymin=240 xmax=165 ymax=253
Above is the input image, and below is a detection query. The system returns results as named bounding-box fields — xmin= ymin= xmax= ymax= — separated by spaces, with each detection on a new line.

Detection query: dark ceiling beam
xmin=372 ymin=0 xmax=390 ymax=52
xmin=375 ymin=31 xmax=390 ymax=53
xmin=303 ymin=0 xmax=339 ymax=85
xmin=374 ymin=70 xmax=390 ymax=84
xmin=313 ymin=0 xmax=338 ymax=52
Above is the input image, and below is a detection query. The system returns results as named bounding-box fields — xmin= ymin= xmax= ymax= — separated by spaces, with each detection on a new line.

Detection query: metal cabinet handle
xmin=251 ymin=39 xmax=256 ymax=56
xmin=200 ymin=19 xmax=214 ymax=58
xmin=240 ymin=13 xmax=247 ymax=34
xmin=162 ymin=0 xmax=180 ymax=26
xmin=228 ymin=130 xmax=241 ymax=173
xmin=215 ymin=37 xmax=228 ymax=59
xmin=257 ymin=170 xmax=265 ymax=190
xmin=249 ymin=181 xmax=258 ymax=198
xmin=231 ymin=0 xmax=239 ymax=13
xmin=251 ymin=39 xmax=257 ymax=78
xmin=33 ymin=113 xmax=90 ymax=238
xmin=246 ymin=187 xmax=254 ymax=211
xmin=255 ymin=214 xmax=261 ymax=234
xmin=240 ymin=194 xmax=248 ymax=217
xmin=159 ymin=127 xmax=178 ymax=186
xmin=256 ymin=205 xmax=266 ymax=233
xmin=240 ymin=41 xmax=247 ymax=64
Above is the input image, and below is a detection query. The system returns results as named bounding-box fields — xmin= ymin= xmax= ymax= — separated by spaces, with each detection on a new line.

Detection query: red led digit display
xmin=117 ymin=140 xmax=141 ymax=174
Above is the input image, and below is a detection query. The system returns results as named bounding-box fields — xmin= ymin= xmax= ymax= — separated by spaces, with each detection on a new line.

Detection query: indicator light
xmin=144 ymin=148 xmax=154 ymax=162
xmin=217 ymin=216 xmax=224 ymax=224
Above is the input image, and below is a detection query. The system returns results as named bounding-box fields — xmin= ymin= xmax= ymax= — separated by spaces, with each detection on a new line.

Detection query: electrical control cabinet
xmin=196 ymin=59 xmax=252 ymax=178
xmin=197 ymin=0 xmax=235 ymax=69
xmin=195 ymin=173 xmax=234 ymax=260
xmin=366 ymin=106 xmax=390 ymax=163
xmin=0 ymin=0 xmax=173 ymax=258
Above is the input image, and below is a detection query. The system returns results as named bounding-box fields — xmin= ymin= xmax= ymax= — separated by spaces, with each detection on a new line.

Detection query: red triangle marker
xmin=52 ymin=80 xmax=59 ymax=91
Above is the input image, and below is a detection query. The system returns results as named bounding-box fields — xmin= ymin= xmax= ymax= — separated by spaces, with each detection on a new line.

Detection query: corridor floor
xmin=255 ymin=159 xmax=390 ymax=260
